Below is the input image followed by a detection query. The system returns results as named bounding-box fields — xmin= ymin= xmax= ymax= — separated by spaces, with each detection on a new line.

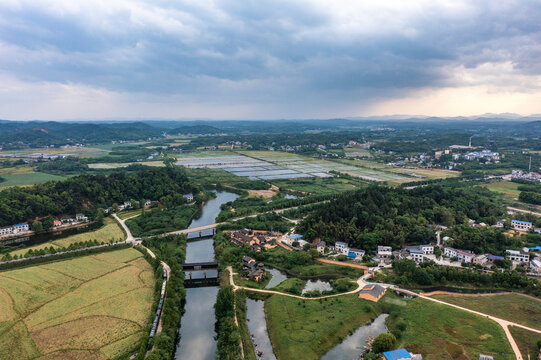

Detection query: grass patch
xmin=265 ymin=293 xmax=378 ymax=359
xmin=509 ymin=326 xmax=541 ymax=360
xmin=118 ymin=209 xmax=143 ymax=220
xmin=430 ymin=293 xmax=541 ymax=331
xmin=0 ymin=248 xmax=154 ymax=360
xmin=387 ymin=297 xmax=514 ymax=360
xmin=0 ymin=172 xmax=66 ymax=188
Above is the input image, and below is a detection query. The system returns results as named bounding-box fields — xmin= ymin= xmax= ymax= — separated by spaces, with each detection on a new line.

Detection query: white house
xmin=12 ymin=223 xmax=29 ymax=233
xmin=457 ymin=250 xmax=475 ymax=263
xmin=473 ymin=254 xmax=488 ymax=265
xmin=76 ymin=213 xmax=88 ymax=222
xmin=511 ymin=220 xmax=532 ymax=231
xmin=183 ymin=193 xmax=194 ymax=202
xmin=444 ymin=247 xmax=458 ymax=258
xmin=408 ymin=249 xmax=425 ymax=263
xmin=377 ymin=246 xmax=392 ymax=259
xmin=0 ymin=226 xmax=13 ymax=235
xmin=506 ymin=250 xmax=530 ymax=263
xmin=418 ymin=244 xmax=434 ymax=255
xmin=335 ymin=241 xmax=349 ymax=254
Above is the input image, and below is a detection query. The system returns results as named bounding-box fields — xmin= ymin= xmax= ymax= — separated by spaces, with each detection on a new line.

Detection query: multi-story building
xmin=506 ymin=250 xmax=530 ymax=263
xmin=377 ymin=246 xmax=392 ymax=259
xmin=335 ymin=241 xmax=349 ymax=254
xmin=511 ymin=220 xmax=533 ymax=232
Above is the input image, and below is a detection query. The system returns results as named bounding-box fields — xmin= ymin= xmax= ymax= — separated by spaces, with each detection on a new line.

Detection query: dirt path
xmin=316 ymin=258 xmax=368 ymax=270
xmin=225 ymin=268 xmax=245 ymax=359
xmin=394 ymin=288 xmax=541 ymax=360
xmin=421 ymin=290 xmax=541 ymax=302
xmin=228 ymin=266 xmax=369 ymax=300
xmin=507 ymin=206 xmax=541 ymax=217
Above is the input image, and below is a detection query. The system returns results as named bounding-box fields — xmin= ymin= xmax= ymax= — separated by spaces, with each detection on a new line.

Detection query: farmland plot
xmin=0 ymin=248 xmax=154 ymax=360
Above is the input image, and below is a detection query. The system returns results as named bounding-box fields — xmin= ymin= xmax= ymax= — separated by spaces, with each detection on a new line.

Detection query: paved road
xmin=112 ymin=213 xmax=136 ymax=242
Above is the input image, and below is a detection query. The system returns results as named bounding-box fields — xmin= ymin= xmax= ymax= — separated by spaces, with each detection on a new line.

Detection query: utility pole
xmin=529 ymin=156 xmax=532 ymax=172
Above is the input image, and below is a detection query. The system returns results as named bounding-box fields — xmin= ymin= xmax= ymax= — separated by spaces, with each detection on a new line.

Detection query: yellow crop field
xmin=0 ymin=248 xmax=155 ymax=360
xmin=9 ymin=217 xmax=125 ymax=257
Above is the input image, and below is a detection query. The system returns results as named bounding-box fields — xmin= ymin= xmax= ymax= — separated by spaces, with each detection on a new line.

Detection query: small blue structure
xmin=529 ymin=246 xmax=541 ymax=251
xmin=347 ymin=251 xmax=356 ymax=258
xmin=487 ymin=254 xmax=504 ymax=261
xmin=383 ymin=349 xmax=412 ymax=360
xmin=289 ymin=234 xmax=303 ymax=240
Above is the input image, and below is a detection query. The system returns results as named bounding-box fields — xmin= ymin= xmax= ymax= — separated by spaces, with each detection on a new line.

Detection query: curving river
xmin=174 ymin=191 xmax=239 ymax=360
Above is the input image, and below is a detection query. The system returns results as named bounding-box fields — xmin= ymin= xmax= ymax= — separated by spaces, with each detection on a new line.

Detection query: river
xmin=246 ymin=299 xmax=277 ymax=360
xmin=174 ymin=191 xmax=239 ymax=360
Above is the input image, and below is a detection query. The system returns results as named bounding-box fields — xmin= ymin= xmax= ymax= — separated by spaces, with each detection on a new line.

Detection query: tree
xmin=434 ymin=246 xmax=442 ymax=258
xmin=112 ymin=203 xmax=119 ymax=213
xmin=95 ymin=208 xmax=105 ymax=225
xmin=31 ymin=220 xmax=43 ymax=232
xmin=42 ymin=216 xmax=54 ymax=230
xmin=372 ymin=332 xmax=397 ymax=353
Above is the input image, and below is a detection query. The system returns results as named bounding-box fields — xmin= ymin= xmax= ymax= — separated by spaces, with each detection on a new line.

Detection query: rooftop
xmin=359 ymin=284 xmax=386 ymax=299
xmin=383 ymin=349 xmax=412 ymax=360
xmin=512 ymin=220 xmax=532 ymax=225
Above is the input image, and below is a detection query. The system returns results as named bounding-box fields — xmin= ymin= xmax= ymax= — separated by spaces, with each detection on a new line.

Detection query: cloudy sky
xmin=1 ymin=0 xmax=540 ymax=120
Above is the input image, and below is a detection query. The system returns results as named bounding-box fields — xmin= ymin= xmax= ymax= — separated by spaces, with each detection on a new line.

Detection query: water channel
xmin=321 ymin=314 xmax=389 ymax=360
xmin=174 ymin=191 xmax=239 ymax=360
xmin=246 ymin=299 xmax=277 ymax=360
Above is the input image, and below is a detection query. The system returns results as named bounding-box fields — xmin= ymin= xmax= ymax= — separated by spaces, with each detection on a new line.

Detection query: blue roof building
xmin=383 ymin=349 xmax=412 ymax=360
xmin=487 ymin=254 xmax=504 ymax=261
xmin=528 ymin=246 xmax=541 ymax=251
xmin=512 ymin=220 xmax=532 ymax=225
xmin=289 ymin=234 xmax=303 ymax=240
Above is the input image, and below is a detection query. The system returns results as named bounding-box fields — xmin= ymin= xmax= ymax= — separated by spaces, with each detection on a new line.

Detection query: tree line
xmin=0 ymin=167 xmax=194 ymax=226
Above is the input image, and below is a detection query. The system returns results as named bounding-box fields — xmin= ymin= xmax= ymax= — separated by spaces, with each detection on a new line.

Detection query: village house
xmin=479 ymin=355 xmax=494 ymax=360
xmin=334 ymin=241 xmax=349 ymax=254
xmin=506 ymin=250 xmax=530 ymax=263
xmin=53 ymin=220 xmax=62 ymax=227
xmin=418 ymin=244 xmax=434 ymax=255
xmin=183 ymin=193 xmax=194 ymax=202
xmin=0 ymin=226 xmax=13 ymax=235
xmin=347 ymin=248 xmax=365 ymax=260
xmin=358 ymin=284 xmax=386 ymax=302
xmin=377 ymin=246 xmax=392 ymax=259
xmin=511 ymin=219 xmax=533 ymax=232
xmin=12 ymin=223 xmax=29 ymax=234
xmin=530 ymin=257 xmax=541 ymax=273
xmin=408 ymin=248 xmax=425 ymax=263
xmin=227 ymin=229 xmax=279 ymax=252
xmin=457 ymin=250 xmax=475 ymax=263
xmin=312 ymin=240 xmax=326 ymax=254
xmin=473 ymin=254 xmax=488 ymax=265
xmin=76 ymin=213 xmax=88 ymax=222
xmin=241 ymin=256 xmax=266 ymax=282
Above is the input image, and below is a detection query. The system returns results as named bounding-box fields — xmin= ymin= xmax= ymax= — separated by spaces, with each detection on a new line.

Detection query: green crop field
xmin=0 ymin=248 xmax=155 ymax=360
xmin=430 ymin=293 xmax=541 ymax=330
xmin=8 ymin=218 xmax=125 ymax=257
xmin=88 ymin=161 xmax=165 ymax=169
xmin=0 ymin=172 xmax=66 ymax=188
xmin=509 ymin=326 xmax=541 ymax=359
xmin=482 ymin=181 xmax=521 ymax=197
xmin=387 ymin=297 xmax=514 ymax=360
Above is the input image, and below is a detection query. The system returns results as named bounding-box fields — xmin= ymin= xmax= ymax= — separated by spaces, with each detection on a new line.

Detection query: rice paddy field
xmin=240 ymin=151 xmax=408 ymax=181
xmin=0 ymin=248 xmax=155 ymax=360
xmin=8 ymin=218 xmax=125 ymax=257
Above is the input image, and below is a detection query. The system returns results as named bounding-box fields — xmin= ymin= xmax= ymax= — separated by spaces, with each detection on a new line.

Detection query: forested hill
xmin=0 ymin=121 xmax=162 ymax=148
xmin=0 ymin=167 xmax=194 ymax=226
xmin=296 ymin=185 xmax=504 ymax=251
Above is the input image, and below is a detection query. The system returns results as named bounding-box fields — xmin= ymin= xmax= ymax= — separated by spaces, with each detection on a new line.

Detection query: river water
xmin=174 ymin=191 xmax=239 ymax=360
xmin=321 ymin=314 xmax=389 ymax=360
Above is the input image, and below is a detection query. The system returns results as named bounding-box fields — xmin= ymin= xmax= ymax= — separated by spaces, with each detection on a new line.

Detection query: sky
xmin=0 ymin=0 xmax=540 ymax=120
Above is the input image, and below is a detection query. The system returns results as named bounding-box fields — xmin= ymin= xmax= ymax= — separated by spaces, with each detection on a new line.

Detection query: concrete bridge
xmin=182 ymin=261 xmax=219 ymax=271
xmin=183 ymin=261 xmax=219 ymax=288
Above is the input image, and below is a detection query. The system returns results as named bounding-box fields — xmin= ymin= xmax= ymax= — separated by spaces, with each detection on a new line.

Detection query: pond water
xmin=246 ymin=299 xmax=277 ymax=360
xmin=264 ymin=268 xmax=288 ymax=289
xmin=301 ymin=279 xmax=332 ymax=294
xmin=321 ymin=314 xmax=389 ymax=360
xmin=284 ymin=194 xmax=298 ymax=199
xmin=174 ymin=191 xmax=239 ymax=360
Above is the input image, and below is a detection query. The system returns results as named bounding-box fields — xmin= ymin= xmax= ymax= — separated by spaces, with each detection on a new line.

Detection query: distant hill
xmin=169 ymin=125 xmax=222 ymax=135
xmin=0 ymin=121 xmax=163 ymax=147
